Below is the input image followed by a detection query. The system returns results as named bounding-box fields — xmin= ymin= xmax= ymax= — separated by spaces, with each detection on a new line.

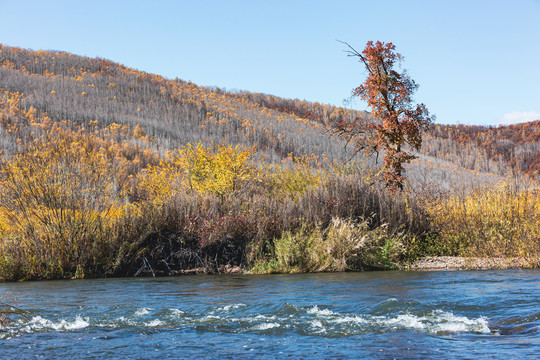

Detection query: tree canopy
xmin=334 ymin=41 xmax=435 ymax=189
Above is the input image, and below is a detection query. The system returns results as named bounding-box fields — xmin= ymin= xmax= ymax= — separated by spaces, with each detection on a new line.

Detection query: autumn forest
xmin=0 ymin=43 xmax=539 ymax=281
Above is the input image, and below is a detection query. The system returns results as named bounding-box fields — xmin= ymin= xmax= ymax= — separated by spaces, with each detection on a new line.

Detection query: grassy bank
xmin=0 ymin=132 xmax=430 ymax=280
xmin=423 ymin=184 xmax=540 ymax=258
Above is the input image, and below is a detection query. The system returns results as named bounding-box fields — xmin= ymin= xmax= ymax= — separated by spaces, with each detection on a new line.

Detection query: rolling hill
xmin=2 ymin=44 xmax=538 ymax=185
xmin=0 ymin=44 xmax=538 ymax=280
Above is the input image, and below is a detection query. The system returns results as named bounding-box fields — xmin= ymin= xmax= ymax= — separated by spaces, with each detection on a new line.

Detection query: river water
xmin=1 ymin=269 xmax=539 ymax=359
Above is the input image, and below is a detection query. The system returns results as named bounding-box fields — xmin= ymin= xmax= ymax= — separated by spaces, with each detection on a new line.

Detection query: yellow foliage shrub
xmin=0 ymin=133 xmax=130 ymax=278
xmin=137 ymin=161 xmax=183 ymax=204
xmin=138 ymin=142 xmax=265 ymax=203
xmin=271 ymin=156 xmax=322 ymax=199
xmin=427 ymin=183 xmax=540 ymax=257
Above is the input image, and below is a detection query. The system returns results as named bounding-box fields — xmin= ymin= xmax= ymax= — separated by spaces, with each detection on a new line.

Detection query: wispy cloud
xmin=497 ymin=111 xmax=540 ymax=125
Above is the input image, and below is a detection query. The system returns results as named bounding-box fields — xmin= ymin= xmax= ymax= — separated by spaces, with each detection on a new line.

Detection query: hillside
xmin=423 ymin=122 xmax=540 ymax=180
xmin=0 ymin=44 xmax=365 ymax=165
xmin=0 ymin=44 xmax=538 ymax=280
xmin=2 ymin=44 xmax=538 ymax=187
xmin=3 ymin=44 xmax=538 ymax=185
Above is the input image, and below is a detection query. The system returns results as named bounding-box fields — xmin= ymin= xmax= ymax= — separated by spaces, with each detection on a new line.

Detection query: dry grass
xmin=425 ymin=182 xmax=540 ymax=258
xmin=249 ymin=217 xmax=405 ymax=274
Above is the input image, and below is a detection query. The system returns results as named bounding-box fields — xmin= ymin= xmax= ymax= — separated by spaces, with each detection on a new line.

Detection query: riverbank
xmin=407 ymin=256 xmax=540 ymax=271
xmin=138 ymin=257 xmax=540 ymax=277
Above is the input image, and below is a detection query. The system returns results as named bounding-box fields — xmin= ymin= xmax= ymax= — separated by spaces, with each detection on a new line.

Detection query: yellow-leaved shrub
xmin=0 ymin=134 xmax=129 ymax=279
xmin=137 ymin=143 xmax=266 ymax=203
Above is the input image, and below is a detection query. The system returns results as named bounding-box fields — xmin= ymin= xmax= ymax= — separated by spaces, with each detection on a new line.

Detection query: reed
xmin=425 ymin=182 xmax=540 ymax=257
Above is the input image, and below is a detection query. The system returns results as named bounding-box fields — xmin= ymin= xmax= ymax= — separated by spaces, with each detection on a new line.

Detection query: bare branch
xmin=336 ymin=40 xmax=372 ymax=75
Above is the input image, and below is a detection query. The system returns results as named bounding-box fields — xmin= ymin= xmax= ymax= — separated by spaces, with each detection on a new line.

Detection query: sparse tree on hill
xmin=334 ymin=41 xmax=434 ymax=190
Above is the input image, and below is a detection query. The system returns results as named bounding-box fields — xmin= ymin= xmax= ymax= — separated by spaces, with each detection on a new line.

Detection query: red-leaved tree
xmin=334 ymin=41 xmax=434 ymax=189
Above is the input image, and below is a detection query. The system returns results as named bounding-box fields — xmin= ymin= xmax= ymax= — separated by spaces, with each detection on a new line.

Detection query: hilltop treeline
xmin=0 ymin=44 xmax=538 ymax=280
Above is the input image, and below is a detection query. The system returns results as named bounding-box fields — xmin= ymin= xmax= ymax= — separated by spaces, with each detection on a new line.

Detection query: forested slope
xmin=0 ymin=44 xmax=364 ymax=165
xmin=2 ymin=44 xmax=537 ymax=187
xmin=0 ymin=44 xmax=538 ymax=281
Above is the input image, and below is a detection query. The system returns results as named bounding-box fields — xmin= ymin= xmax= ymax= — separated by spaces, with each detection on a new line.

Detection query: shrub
xmin=0 ymin=134 xmax=128 ymax=279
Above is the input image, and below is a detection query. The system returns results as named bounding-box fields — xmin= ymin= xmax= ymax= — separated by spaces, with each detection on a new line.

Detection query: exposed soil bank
xmin=407 ymin=256 xmax=540 ymax=271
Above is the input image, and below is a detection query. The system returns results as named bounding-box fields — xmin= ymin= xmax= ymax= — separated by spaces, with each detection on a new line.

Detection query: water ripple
xmin=1 ymin=299 xmax=493 ymax=339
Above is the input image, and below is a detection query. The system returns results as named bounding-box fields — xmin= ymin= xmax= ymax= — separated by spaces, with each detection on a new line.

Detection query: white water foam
xmin=311 ymin=320 xmax=323 ymax=328
xmin=333 ymin=315 xmax=369 ymax=325
xmin=207 ymin=303 xmax=247 ymax=315
xmin=145 ymin=319 xmax=164 ymax=327
xmin=218 ymin=304 xmax=247 ymax=312
xmin=307 ymin=306 xmax=335 ymax=316
xmin=384 ymin=314 xmax=427 ymax=330
xmin=429 ymin=310 xmax=490 ymax=334
xmin=169 ymin=309 xmax=186 ymax=317
xmin=202 ymin=315 xmax=221 ymax=322
xmin=329 ymin=310 xmax=490 ymax=334
xmin=252 ymin=322 xmax=280 ymax=331
xmin=23 ymin=315 xmax=90 ymax=332
xmin=134 ymin=308 xmax=151 ymax=317
xmin=5 ymin=304 xmax=490 ymax=337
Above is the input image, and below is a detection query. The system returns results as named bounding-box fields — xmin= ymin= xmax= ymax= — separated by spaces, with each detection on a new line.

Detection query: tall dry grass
xmin=425 ymin=182 xmax=540 ymax=258
xmin=249 ymin=217 xmax=405 ymax=274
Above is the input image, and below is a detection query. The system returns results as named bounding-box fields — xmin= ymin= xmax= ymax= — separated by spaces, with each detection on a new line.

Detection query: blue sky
xmin=1 ymin=0 xmax=539 ymax=125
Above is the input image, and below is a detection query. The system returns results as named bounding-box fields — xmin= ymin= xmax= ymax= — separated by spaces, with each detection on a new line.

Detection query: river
xmin=1 ymin=269 xmax=539 ymax=359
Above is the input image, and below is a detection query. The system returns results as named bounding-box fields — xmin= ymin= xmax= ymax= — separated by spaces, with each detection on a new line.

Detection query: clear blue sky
xmin=1 ymin=0 xmax=539 ymax=125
